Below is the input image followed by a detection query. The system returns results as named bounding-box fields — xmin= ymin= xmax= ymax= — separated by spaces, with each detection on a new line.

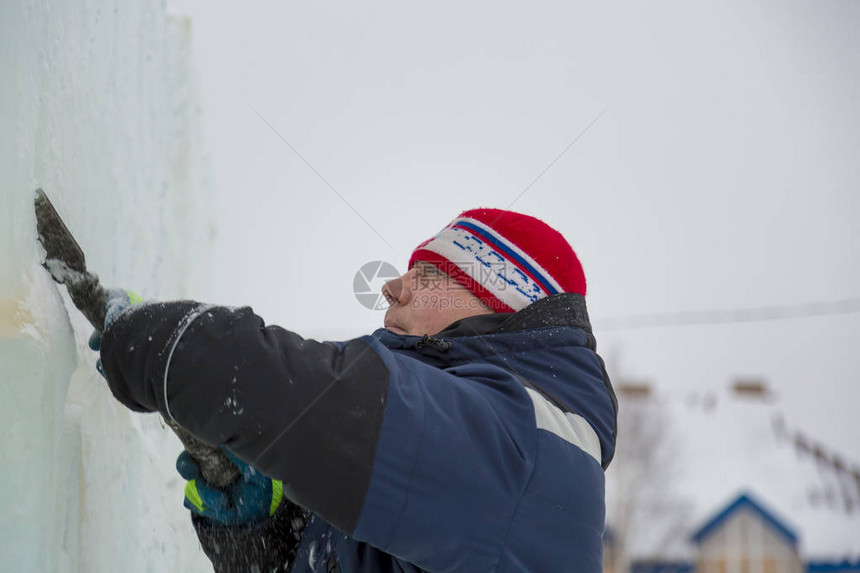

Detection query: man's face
xmin=381 ymin=261 xmax=493 ymax=336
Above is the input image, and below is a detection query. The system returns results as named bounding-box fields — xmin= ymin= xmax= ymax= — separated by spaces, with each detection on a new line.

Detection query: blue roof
xmin=691 ymin=492 xmax=798 ymax=546
xmin=808 ymin=560 xmax=860 ymax=572
xmin=631 ymin=562 xmax=694 ymax=573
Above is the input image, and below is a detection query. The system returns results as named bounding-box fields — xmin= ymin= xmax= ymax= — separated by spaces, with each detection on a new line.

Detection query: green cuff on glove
xmin=178 ymin=449 xmax=284 ymax=525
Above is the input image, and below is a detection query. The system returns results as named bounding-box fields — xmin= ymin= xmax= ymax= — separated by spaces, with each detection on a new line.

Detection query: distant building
xmin=607 ymin=492 xmax=860 ymax=573
xmin=604 ymin=382 xmax=860 ymax=573
xmin=691 ymin=493 xmax=803 ymax=573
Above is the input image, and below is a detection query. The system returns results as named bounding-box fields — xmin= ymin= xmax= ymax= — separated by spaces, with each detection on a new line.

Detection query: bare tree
xmin=604 ymin=358 xmax=693 ymax=573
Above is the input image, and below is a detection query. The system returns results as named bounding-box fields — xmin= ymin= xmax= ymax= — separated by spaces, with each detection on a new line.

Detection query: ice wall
xmin=1 ymin=1 xmax=212 ymax=571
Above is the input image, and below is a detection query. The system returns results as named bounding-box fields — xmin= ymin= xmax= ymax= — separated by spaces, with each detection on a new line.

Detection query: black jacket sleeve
xmin=100 ymin=301 xmax=390 ymax=534
xmin=191 ymin=501 xmax=310 ymax=573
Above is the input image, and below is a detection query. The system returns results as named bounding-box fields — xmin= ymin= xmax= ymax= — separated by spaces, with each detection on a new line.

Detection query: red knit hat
xmin=408 ymin=208 xmax=586 ymax=312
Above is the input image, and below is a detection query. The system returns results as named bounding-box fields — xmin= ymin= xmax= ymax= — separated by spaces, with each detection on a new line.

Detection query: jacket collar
xmin=438 ymin=293 xmax=591 ymax=337
xmin=495 ymin=292 xmax=591 ymax=334
xmin=435 ymin=313 xmax=511 ymax=338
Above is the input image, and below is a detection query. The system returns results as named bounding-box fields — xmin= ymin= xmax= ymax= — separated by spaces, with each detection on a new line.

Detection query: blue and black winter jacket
xmin=100 ymin=293 xmax=617 ymax=573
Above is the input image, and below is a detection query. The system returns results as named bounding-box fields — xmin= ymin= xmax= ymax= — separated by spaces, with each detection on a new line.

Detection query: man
xmin=96 ymin=207 xmax=618 ymax=573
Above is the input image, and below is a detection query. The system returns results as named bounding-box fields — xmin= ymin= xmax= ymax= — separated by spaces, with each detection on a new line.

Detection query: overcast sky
xmin=166 ymin=1 xmax=859 ymax=459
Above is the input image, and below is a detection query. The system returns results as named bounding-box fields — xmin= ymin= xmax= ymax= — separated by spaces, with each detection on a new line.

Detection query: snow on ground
xmin=1 ymin=1 xmax=212 ymax=571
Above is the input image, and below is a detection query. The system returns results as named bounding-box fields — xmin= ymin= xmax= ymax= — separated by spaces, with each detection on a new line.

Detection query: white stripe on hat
xmin=456 ymin=216 xmax=565 ymax=295
xmin=417 ymin=216 xmax=564 ymax=311
xmin=420 ymin=226 xmax=537 ymax=311
xmin=526 ymin=388 xmax=602 ymax=464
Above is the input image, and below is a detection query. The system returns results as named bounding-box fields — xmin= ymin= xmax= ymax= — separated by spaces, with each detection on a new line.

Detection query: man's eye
xmin=419 ymin=263 xmax=441 ymax=277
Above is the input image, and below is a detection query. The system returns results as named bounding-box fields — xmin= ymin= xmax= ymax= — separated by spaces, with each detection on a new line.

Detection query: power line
xmin=252 ymin=108 xmax=397 ymax=253
xmin=507 ymin=107 xmax=608 ymax=209
xmin=594 ymin=298 xmax=860 ymax=331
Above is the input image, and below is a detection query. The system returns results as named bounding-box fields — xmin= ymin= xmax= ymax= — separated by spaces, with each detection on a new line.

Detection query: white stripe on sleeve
xmin=525 ymin=388 xmax=602 ymax=464
xmin=163 ymin=304 xmax=216 ymax=422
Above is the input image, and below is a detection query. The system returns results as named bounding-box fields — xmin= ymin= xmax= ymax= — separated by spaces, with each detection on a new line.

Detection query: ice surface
xmin=0 ymin=0 xmax=212 ymax=570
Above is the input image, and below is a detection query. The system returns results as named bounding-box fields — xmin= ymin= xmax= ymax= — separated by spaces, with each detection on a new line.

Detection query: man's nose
xmin=383 ymin=271 xmax=412 ymax=305
xmin=383 ymin=276 xmax=404 ymax=305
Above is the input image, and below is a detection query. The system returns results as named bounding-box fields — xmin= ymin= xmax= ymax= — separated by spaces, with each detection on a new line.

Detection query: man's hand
xmin=87 ymin=288 xmax=142 ymax=374
xmin=177 ymin=449 xmax=284 ymax=525
xmin=103 ymin=288 xmax=143 ymax=327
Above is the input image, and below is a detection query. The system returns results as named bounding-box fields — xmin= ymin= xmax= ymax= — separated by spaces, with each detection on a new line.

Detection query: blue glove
xmin=176 ymin=449 xmax=284 ymax=525
xmin=88 ymin=288 xmax=143 ymax=375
